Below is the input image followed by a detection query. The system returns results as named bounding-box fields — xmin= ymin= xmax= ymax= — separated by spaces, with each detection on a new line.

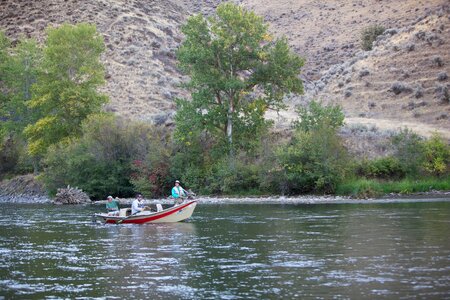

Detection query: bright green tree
xmin=175 ymin=3 xmax=304 ymax=155
xmin=24 ymin=23 xmax=108 ymax=157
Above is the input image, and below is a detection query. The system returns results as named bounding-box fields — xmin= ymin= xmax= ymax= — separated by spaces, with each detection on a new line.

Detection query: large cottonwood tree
xmin=175 ymin=3 xmax=304 ymax=155
xmin=25 ymin=23 xmax=108 ymax=157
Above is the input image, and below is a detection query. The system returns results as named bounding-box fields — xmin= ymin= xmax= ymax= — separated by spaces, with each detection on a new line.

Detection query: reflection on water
xmin=0 ymin=201 xmax=449 ymax=299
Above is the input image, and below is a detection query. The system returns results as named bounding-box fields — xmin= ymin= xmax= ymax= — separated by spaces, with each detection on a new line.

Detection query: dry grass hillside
xmin=1 ymin=0 xmax=449 ymax=151
xmin=1 ymin=0 xmax=188 ymax=123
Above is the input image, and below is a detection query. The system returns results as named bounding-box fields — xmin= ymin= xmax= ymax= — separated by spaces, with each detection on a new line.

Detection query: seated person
xmin=131 ymin=194 xmax=150 ymax=215
xmin=106 ymin=195 xmax=120 ymax=216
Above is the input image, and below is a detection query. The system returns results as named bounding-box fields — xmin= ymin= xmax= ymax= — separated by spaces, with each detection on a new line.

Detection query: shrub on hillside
xmin=435 ymin=84 xmax=449 ymax=103
xmin=360 ymin=25 xmax=385 ymax=51
xmin=390 ymin=82 xmax=412 ymax=95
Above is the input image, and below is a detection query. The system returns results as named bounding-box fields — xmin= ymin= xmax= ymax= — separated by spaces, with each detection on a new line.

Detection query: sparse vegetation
xmin=360 ymin=24 xmax=385 ymax=51
xmin=390 ymin=82 xmax=412 ymax=95
xmin=435 ymin=84 xmax=449 ymax=103
xmin=437 ymin=72 xmax=448 ymax=81
xmin=414 ymin=85 xmax=424 ymax=98
xmin=432 ymin=56 xmax=444 ymax=67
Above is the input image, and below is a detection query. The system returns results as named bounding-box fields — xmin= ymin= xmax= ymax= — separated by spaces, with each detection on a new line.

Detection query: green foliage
xmin=209 ymin=156 xmax=260 ymax=194
xmin=25 ymin=23 xmax=108 ymax=157
xmin=336 ymin=179 xmax=382 ymax=198
xmin=277 ymin=126 xmax=349 ymax=194
xmin=391 ymin=128 xmax=425 ymax=177
xmin=422 ymin=133 xmax=450 ymax=176
xmin=0 ymin=38 xmax=42 ymax=137
xmin=43 ymin=115 xmax=170 ymax=199
xmin=361 ymin=25 xmax=385 ymax=51
xmin=129 ymin=137 xmax=172 ymax=198
xmin=337 ymin=177 xmax=450 ymax=198
xmin=356 ymin=156 xmax=405 ymax=179
xmin=175 ymin=3 xmax=304 ymax=155
xmin=294 ymin=100 xmax=345 ymax=132
xmin=0 ymin=32 xmax=10 ymax=140
xmin=277 ymin=101 xmax=349 ymax=194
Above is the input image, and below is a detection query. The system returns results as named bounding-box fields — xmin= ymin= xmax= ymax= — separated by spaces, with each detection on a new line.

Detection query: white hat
xmin=107 ymin=195 xmax=113 ymax=199
xmin=175 ymin=180 xmax=180 ymax=183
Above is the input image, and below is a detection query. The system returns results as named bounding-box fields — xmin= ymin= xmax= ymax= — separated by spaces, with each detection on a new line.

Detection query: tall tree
xmin=175 ymin=3 xmax=304 ymax=155
xmin=0 ymin=37 xmax=42 ymax=138
xmin=24 ymin=23 xmax=108 ymax=157
xmin=0 ymin=32 xmax=11 ymax=141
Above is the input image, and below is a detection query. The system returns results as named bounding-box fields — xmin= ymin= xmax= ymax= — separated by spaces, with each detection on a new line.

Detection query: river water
xmin=0 ymin=200 xmax=449 ymax=299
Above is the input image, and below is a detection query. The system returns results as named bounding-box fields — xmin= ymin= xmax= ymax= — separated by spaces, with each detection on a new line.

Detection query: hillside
xmin=1 ymin=0 xmax=449 ymax=145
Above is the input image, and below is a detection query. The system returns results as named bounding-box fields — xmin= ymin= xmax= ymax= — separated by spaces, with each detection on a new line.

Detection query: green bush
xmin=391 ymin=128 xmax=425 ymax=177
xmin=278 ymin=101 xmax=349 ymax=194
xmin=210 ymin=156 xmax=261 ymax=194
xmin=294 ymin=100 xmax=345 ymax=132
xmin=357 ymin=156 xmax=405 ymax=179
xmin=336 ymin=179 xmax=383 ymax=198
xmin=43 ymin=115 xmax=170 ymax=199
xmin=0 ymin=136 xmax=33 ymax=179
xmin=337 ymin=177 xmax=450 ymax=197
xmin=277 ymin=126 xmax=349 ymax=194
xmin=361 ymin=25 xmax=385 ymax=51
xmin=422 ymin=133 xmax=450 ymax=176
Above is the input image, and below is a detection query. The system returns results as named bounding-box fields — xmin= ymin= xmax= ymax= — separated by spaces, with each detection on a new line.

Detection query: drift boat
xmin=93 ymin=200 xmax=197 ymax=224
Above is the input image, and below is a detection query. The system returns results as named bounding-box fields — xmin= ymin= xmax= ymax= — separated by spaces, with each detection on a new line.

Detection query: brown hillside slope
xmin=0 ymin=0 xmax=187 ymax=122
xmin=1 ymin=0 xmax=449 ymax=141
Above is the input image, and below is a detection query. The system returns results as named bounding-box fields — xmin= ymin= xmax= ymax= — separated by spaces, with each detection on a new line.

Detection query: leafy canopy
xmin=24 ymin=23 xmax=108 ymax=157
xmin=0 ymin=37 xmax=42 ymax=139
xmin=175 ymin=3 xmax=304 ymax=153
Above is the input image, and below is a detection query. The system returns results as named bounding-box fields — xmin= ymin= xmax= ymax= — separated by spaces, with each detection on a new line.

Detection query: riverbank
xmin=1 ymin=176 xmax=449 ymax=204
xmin=2 ymin=193 xmax=449 ymax=205
xmin=0 ymin=175 xmax=50 ymax=203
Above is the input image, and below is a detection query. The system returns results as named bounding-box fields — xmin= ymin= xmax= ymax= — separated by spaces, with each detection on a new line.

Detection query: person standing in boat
xmin=131 ymin=194 xmax=148 ymax=215
xmin=106 ymin=196 xmax=120 ymax=216
xmin=172 ymin=180 xmax=187 ymax=203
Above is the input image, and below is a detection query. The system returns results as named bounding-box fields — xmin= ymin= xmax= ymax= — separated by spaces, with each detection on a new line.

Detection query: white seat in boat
xmin=156 ymin=203 xmax=163 ymax=212
xmin=119 ymin=208 xmax=130 ymax=217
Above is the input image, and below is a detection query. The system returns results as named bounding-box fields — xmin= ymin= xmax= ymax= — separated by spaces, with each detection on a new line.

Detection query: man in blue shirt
xmin=172 ymin=180 xmax=187 ymax=203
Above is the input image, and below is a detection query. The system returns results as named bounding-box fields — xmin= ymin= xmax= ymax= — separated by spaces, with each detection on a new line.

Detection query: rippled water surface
xmin=1 ymin=201 xmax=450 ymax=299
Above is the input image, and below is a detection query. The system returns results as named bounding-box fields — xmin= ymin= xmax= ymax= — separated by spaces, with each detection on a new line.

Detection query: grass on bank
xmin=336 ymin=177 xmax=450 ymax=198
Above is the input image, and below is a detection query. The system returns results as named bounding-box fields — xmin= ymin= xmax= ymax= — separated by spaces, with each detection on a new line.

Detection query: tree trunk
xmin=227 ymin=101 xmax=234 ymax=155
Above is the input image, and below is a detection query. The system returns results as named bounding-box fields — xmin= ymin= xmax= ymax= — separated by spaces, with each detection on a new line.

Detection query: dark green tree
xmin=175 ymin=3 xmax=304 ymax=155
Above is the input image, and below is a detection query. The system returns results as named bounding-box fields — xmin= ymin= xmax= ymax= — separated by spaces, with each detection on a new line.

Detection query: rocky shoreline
xmin=2 ymin=193 xmax=447 ymax=205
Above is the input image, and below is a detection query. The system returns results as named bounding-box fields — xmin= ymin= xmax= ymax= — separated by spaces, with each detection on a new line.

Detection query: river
xmin=1 ymin=200 xmax=449 ymax=299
